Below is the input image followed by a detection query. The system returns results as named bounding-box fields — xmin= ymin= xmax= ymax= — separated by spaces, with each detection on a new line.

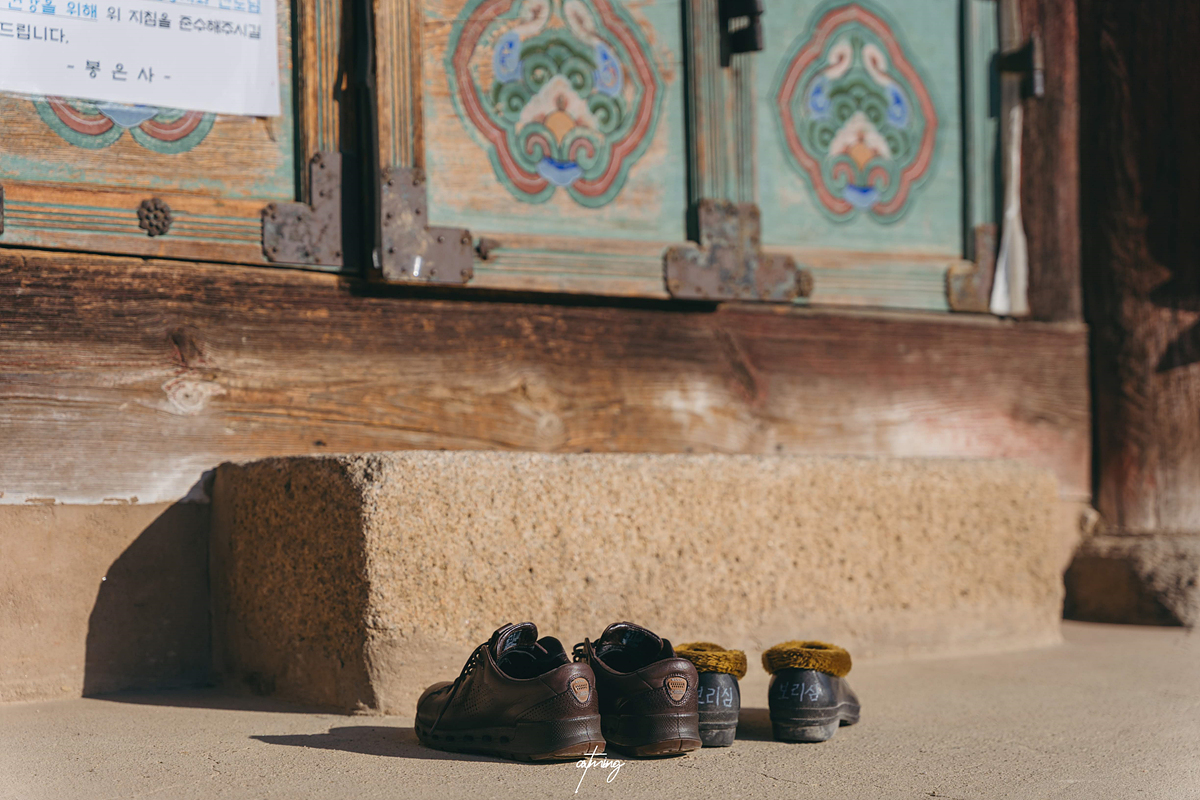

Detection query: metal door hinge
xmin=718 ymin=0 xmax=764 ymax=67
xmin=665 ymin=199 xmax=813 ymax=303
xmin=999 ymin=31 xmax=1044 ymax=99
xmin=262 ymin=151 xmax=344 ymax=267
xmin=379 ymin=167 xmax=474 ymax=285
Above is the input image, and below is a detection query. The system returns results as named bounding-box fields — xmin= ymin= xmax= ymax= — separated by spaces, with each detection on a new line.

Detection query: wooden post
xmin=1067 ymin=0 xmax=1200 ymax=626
xmin=1018 ymin=0 xmax=1082 ymax=321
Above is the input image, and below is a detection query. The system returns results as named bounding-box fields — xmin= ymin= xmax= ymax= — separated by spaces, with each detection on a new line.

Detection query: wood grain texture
xmin=0 ymin=248 xmax=1088 ymax=504
xmin=1018 ymin=0 xmax=1081 ymax=321
xmin=0 ymin=0 xmax=296 ymax=226
xmin=1 ymin=182 xmax=270 ymax=265
xmin=298 ymin=0 xmax=344 ymax=156
xmin=1081 ymin=0 xmax=1200 ymax=533
xmin=0 ymin=0 xmax=346 ymax=267
xmin=963 ymin=0 xmax=999 ymax=237
xmin=731 ymin=49 xmax=755 ymax=206
xmin=767 ymin=246 xmax=966 ymax=312
xmin=374 ymin=0 xmax=422 ymax=169
xmin=685 ymin=0 xmax=732 ymax=203
xmin=419 ymin=0 xmax=688 ymax=237
xmin=683 ymin=0 xmax=754 ymax=208
xmin=757 ymin=0 xmax=966 ymax=256
xmin=0 ymin=64 xmax=295 ymax=201
xmin=372 ymin=0 xmax=691 ymax=294
xmin=469 ymin=231 xmax=679 ymax=297
xmin=752 ymin=0 xmax=987 ymax=313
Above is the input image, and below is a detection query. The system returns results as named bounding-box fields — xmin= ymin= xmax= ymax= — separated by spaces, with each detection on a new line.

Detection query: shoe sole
xmin=697 ymin=672 xmax=739 ymax=747
xmin=602 ymin=712 xmax=702 ymax=757
xmin=771 ymin=703 xmax=861 ymax=743
xmin=698 ymin=722 xmax=737 ymax=747
xmin=415 ymin=715 xmax=605 ymax=762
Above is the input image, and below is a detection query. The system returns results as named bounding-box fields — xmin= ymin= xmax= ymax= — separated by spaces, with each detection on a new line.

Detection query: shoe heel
xmin=603 ymin=712 xmax=701 ymax=757
xmin=617 ymin=736 xmax=703 ymax=757
xmin=768 ymin=667 xmax=860 ymax=743
xmin=771 ymin=717 xmax=839 ymax=743
xmin=699 ymin=725 xmax=737 ymax=747
xmin=696 ymin=672 xmax=740 ymax=747
xmin=513 ymin=715 xmax=605 ymax=760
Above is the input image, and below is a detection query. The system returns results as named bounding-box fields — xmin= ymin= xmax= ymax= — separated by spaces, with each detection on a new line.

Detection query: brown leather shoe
xmin=415 ymin=622 xmax=604 ymax=761
xmin=574 ymin=622 xmax=702 ymax=757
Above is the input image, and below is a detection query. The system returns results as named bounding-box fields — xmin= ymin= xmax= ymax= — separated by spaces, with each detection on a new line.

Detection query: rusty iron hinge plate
xmin=665 ymin=199 xmax=812 ymax=303
xmin=379 ymin=167 xmax=474 ymax=285
xmin=262 ymin=151 xmax=343 ymax=267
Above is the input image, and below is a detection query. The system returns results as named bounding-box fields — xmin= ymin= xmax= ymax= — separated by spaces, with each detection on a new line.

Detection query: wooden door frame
xmin=370 ymin=0 xmax=705 ymax=296
xmin=0 ymin=0 xmax=349 ymax=269
xmin=1017 ymin=0 xmax=1081 ymax=322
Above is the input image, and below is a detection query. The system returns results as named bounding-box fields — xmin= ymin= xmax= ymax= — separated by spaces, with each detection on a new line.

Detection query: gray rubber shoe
xmin=767 ymin=667 xmax=860 ymax=742
xmin=696 ymin=672 xmax=740 ymax=746
xmin=675 ymin=642 xmax=747 ymax=747
xmin=762 ymin=640 xmax=860 ymax=743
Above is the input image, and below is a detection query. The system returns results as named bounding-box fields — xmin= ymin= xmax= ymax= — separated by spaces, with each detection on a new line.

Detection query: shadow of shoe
xmin=736 ymin=706 xmax=774 ymax=742
xmin=252 ymin=726 xmax=513 ymax=763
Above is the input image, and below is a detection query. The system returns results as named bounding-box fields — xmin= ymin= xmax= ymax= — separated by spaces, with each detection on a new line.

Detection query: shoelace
xmin=428 ymin=642 xmax=486 ymax=737
xmin=572 ymin=639 xmax=591 ymax=663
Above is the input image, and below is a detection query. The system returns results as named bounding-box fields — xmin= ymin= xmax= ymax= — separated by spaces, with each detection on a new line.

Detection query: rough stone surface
xmin=212 ymin=452 xmax=1065 ymax=715
xmin=0 ymin=503 xmax=210 ymax=703
xmin=210 ymin=458 xmax=374 ymax=711
xmin=1065 ymin=533 xmax=1200 ymax=627
xmin=2 ymin=623 xmax=1197 ymax=800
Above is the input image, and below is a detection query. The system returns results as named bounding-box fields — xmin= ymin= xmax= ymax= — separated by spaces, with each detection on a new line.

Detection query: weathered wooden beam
xmin=1018 ymin=0 xmax=1082 ymax=321
xmin=0 ymin=249 xmax=1089 ymax=504
xmin=1080 ymin=0 xmax=1200 ymax=533
xmin=1070 ymin=0 xmax=1200 ymax=625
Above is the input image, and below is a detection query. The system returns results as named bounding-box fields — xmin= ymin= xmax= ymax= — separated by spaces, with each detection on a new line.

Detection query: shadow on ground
xmin=250 ymin=706 xmax=782 ymax=761
xmin=735 ymin=707 xmax=774 ymax=742
xmin=81 ymin=495 xmax=321 ymax=713
xmin=88 ymin=688 xmax=335 ymax=714
xmin=253 ymin=727 xmax=530 ymax=763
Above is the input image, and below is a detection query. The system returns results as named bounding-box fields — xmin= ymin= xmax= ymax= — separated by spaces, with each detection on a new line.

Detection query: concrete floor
xmin=1 ymin=622 xmax=1197 ymax=800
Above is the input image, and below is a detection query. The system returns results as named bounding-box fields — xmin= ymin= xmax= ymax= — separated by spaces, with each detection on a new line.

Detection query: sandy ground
xmin=1 ymin=622 xmax=1197 ymax=800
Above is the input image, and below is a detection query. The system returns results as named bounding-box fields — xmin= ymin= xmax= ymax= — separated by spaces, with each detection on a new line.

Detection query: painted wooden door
xmin=374 ymin=0 xmax=997 ymax=306
xmin=755 ymin=0 xmax=998 ymax=310
xmin=374 ymin=0 xmax=688 ymax=295
xmin=0 ymin=0 xmax=345 ymax=268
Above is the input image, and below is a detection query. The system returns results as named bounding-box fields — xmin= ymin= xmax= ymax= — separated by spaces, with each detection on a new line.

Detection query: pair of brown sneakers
xmin=415 ymin=621 xmax=701 ymax=761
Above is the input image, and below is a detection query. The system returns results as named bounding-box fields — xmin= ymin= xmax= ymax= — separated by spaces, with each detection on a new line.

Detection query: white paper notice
xmin=0 ymin=0 xmax=280 ymax=116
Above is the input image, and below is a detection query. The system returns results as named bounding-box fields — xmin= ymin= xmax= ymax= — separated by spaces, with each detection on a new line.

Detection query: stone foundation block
xmin=1065 ymin=534 xmax=1200 ymax=627
xmin=211 ymin=453 xmax=1065 ymax=714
